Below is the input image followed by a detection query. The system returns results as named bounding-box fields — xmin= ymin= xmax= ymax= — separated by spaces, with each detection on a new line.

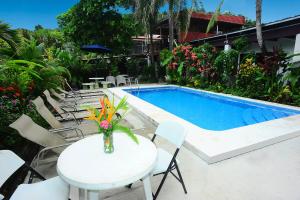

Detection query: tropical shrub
xmin=164 ymin=44 xmax=203 ymax=85
xmin=161 ymin=43 xmax=300 ymax=106
xmin=214 ymin=49 xmax=239 ymax=86
xmin=236 ymin=57 xmax=265 ymax=98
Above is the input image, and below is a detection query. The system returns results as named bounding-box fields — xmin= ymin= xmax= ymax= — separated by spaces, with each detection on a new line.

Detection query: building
xmin=190 ymin=15 xmax=300 ymax=63
xmin=154 ymin=12 xmax=245 ymax=47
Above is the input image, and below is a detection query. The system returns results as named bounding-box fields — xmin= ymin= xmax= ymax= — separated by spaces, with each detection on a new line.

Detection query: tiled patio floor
xmin=38 ymin=109 xmax=300 ymax=200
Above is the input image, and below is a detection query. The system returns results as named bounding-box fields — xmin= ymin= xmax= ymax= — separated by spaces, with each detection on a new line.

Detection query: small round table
xmin=57 ymin=133 xmax=157 ymax=200
xmin=89 ymin=77 xmax=104 ymax=89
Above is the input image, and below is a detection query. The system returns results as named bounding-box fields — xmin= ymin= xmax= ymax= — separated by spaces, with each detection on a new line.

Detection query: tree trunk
xmin=149 ymin=20 xmax=158 ymax=80
xmin=256 ymin=0 xmax=267 ymax=53
xmin=168 ymin=0 xmax=174 ymax=50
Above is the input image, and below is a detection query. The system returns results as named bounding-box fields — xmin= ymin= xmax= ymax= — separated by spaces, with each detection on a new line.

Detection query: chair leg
xmin=153 ymin=167 xmax=171 ymax=200
xmin=174 ymin=160 xmax=187 ymax=194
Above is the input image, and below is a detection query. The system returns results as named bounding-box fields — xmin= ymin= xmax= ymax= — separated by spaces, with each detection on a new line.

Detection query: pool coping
xmin=108 ymin=84 xmax=300 ymax=164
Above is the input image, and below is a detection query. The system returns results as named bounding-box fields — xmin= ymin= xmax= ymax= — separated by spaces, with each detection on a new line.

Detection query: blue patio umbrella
xmin=80 ymin=44 xmax=111 ymax=53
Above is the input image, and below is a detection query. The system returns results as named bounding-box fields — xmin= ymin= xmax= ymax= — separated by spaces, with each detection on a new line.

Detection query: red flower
xmin=191 ymin=53 xmax=197 ymax=61
xmin=15 ymin=93 xmax=20 ymax=97
xmin=6 ymin=86 xmax=14 ymax=91
xmin=0 ymin=87 xmax=5 ymax=92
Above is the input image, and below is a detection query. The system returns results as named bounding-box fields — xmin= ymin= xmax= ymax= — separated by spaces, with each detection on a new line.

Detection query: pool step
xmin=252 ymin=108 xmax=266 ymax=123
xmin=242 ymin=109 xmax=256 ymax=125
xmin=271 ymin=110 xmax=289 ymax=119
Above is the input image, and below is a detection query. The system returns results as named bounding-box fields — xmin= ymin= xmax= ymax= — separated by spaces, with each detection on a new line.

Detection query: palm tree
xmin=256 ymin=0 xmax=266 ymax=53
xmin=133 ymin=0 xmax=163 ymax=79
xmin=0 ymin=21 xmax=19 ymax=52
xmin=166 ymin=0 xmax=202 ymax=50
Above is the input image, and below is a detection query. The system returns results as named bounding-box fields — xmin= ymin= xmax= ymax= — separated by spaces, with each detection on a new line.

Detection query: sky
xmin=0 ymin=0 xmax=300 ymax=30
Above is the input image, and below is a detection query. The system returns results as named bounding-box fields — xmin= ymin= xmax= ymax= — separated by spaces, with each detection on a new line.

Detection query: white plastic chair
xmin=116 ymin=75 xmax=127 ymax=86
xmin=106 ymin=76 xmax=116 ymax=87
xmin=151 ymin=121 xmax=188 ymax=199
xmin=0 ymin=150 xmax=69 ymax=200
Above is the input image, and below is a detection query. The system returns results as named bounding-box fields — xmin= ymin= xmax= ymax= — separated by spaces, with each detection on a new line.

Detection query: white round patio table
xmin=89 ymin=77 xmax=104 ymax=89
xmin=57 ymin=133 xmax=157 ymax=200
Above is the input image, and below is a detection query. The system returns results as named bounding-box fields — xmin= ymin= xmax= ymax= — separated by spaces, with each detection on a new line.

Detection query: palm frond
xmin=206 ymin=0 xmax=224 ymax=33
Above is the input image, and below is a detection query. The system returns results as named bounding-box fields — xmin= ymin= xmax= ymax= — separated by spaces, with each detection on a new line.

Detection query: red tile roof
xmin=191 ymin=12 xmax=245 ymax=25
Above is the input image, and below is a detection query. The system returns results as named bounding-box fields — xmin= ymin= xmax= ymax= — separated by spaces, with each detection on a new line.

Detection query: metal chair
xmin=9 ymin=114 xmax=80 ymax=168
xmin=0 ymin=150 xmax=69 ymax=200
xmin=43 ymin=90 xmax=91 ymax=120
xmin=32 ymin=96 xmax=98 ymax=135
xmin=151 ymin=121 xmax=188 ymax=199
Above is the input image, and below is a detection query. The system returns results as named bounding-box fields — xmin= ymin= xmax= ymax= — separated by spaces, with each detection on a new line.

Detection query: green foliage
xmin=213 ymin=49 xmax=239 ymax=86
xmin=162 ymin=43 xmax=300 ymax=106
xmin=0 ymin=59 xmax=69 ymax=97
xmin=57 ymin=0 xmax=141 ymax=54
xmin=0 ymin=21 xmax=20 ymax=51
xmin=236 ymin=57 xmax=265 ymax=98
xmin=232 ymin=36 xmax=249 ymax=52
xmin=206 ymin=0 xmax=224 ymax=33
xmin=32 ymin=28 xmax=64 ymax=48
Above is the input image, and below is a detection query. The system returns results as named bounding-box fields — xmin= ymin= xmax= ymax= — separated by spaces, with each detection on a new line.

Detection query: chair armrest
xmin=61 ymin=105 xmax=77 ymax=113
xmin=33 ymin=142 xmax=74 ymax=168
xmin=49 ymin=126 xmax=84 ymax=138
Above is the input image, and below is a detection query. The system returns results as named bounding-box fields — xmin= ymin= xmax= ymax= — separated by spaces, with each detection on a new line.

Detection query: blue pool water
xmin=124 ymin=86 xmax=300 ymax=131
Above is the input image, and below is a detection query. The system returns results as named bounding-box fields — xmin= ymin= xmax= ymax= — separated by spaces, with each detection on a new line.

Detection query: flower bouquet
xmin=84 ymin=96 xmax=138 ymax=153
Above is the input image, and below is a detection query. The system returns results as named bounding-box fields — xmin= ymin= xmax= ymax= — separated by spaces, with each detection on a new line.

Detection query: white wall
xmin=293 ymin=33 xmax=300 ymax=63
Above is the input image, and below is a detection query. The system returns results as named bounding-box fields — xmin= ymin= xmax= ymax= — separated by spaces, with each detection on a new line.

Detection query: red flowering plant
xmin=191 ymin=43 xmax=219 ymax=85
xmin=163 ymin=45 xmax=200 ymax=84
xmin=161 ymin=44 xmax=218 ymax=86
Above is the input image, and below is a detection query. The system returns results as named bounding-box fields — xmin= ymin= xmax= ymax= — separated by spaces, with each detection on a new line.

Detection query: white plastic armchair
xmin=0 ymin=150 xmax=69 ymax=200
xmin=106 ymin=76 xmax=116 ymax=87
xmin=116 ymin=75 xmax=127 ymax=86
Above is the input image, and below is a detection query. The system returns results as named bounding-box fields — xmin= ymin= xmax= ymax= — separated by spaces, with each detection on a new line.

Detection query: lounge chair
xmin=106 ymin=76 xmax=116 ymax=87
xmin=43 ymin=90 xmax=98 ymax=120
xmin=50 ymin=88 xmax=100 ymax=105
xmin=32 ymin=96 xmax=98 ymax=135
xmin=9 ymin=114 xmax=82 ymax=167
xmin=57 ymin=86 xmax=103 ymax=99
xmin=0 ymin=150 xmax=69 ymax=200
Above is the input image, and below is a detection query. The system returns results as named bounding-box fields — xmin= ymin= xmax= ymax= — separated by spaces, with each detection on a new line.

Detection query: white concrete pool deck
xmin=34 ymin=85 xmax=300 ymax=199
xmin=40 ymin=108 xmax=300 ymax=200
xmin=108 ymin=84 xmax=300 ymax=164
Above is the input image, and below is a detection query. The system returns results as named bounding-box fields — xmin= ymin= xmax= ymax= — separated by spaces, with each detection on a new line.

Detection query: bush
xmin=236 ymin=57 xmax=265 ymax=98
xmin=214 ymin=49 xmax=239 ymax=86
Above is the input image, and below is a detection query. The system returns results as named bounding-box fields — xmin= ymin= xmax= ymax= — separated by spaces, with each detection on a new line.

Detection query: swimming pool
xmin=110 ymin=85 xmax=300 ymax=163
xmin=125 ymin=86 xmax=300 ymax=131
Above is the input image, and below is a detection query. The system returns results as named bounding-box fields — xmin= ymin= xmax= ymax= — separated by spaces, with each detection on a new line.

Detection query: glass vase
xmin=103 ymin=133 xmax=114 ymax=153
